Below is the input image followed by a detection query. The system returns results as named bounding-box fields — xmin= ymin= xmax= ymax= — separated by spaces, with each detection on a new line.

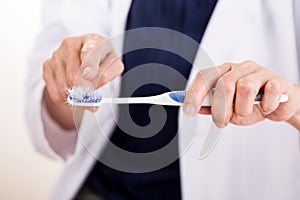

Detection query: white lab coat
xmin=26 ymin=0 xmax=300 ymax=199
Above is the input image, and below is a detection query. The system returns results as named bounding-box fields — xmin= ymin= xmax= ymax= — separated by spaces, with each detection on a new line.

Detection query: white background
xmin=0 ymin=0 xmax=62 ymax=199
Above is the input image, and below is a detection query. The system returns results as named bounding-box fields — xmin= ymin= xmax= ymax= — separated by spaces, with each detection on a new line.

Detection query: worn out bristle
xmin=67 ymin=87 xmax=103 ymax=104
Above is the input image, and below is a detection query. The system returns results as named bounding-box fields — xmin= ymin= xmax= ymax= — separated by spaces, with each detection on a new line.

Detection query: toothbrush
xmin=67 ymin=87 xmax=288 ymax=107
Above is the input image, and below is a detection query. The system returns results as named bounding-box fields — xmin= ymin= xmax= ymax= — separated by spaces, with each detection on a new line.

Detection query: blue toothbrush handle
xmin=168 ymin=90 xmax=211 ymax=106
xmin=168 ymin=91 xmax=186 ymax=103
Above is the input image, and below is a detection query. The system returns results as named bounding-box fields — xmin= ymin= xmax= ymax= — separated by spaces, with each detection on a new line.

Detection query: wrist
xmin=43 ymin=88 xmax=79 ymax=130
xmin=287 ymin=112 xmax=300 ymax=131
xmin=287 ymin=84 xmax=300 ymax=131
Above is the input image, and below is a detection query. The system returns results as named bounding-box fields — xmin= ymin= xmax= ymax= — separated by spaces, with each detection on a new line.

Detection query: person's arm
xmin=287 ymin=91 xmax=300 ymax=130
xmin=26 ymin=0 xmax=121 ymax=160
xmin=183 ymin=61 xmax=300 ymax=131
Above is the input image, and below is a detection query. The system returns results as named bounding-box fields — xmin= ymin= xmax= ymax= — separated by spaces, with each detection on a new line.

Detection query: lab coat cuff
xmin=26 ymin=80 xmax=76 ymax=162
xmin=41 ymin=96 xmax=78 ymax=162
xmin=25 ymin=80 xmax=63 ymax=161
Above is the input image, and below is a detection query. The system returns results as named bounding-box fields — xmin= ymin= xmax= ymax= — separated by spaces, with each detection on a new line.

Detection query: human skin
xmin=183 ymin=61 xmax=300 ymax=130
xmin=43 ymin=34 xmax=300 ymax=131
xmin=42 ymin=34 xmax=124 ymax=130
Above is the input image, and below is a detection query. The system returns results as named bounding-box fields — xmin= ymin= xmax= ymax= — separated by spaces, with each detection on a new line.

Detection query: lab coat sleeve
xmin=295 ymin=0 xmax=300 ymax=76
xmin=25 ymin=0 xmax=76 ymax=161
xmin=25 ymin=0 xmax=111 ymax=161
xmin=293 ymin=0 xmax=300 ymax=137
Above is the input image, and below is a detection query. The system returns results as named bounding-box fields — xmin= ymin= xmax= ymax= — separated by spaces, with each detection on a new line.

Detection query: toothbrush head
xmin=67 ymin=87 xmax=103 ymax=105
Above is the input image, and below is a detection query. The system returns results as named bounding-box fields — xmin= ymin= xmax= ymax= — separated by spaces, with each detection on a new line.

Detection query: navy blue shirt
xmin=82 ymin=1 xmax=217 ymax=199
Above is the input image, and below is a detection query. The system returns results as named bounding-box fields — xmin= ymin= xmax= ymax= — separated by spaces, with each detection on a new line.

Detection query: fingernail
xmin=183 ymin=104 xmax=196 ymax=116
xmin=82 ymin=66 xmax=92 ymax=76
xmin=262 ymin=109 xmax=271 ymax=115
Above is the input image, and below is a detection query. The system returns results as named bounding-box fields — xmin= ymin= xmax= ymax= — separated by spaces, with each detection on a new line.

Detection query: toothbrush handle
xmin=168 ymin=90 xmax=288 ymax=106
xmin=102 ymin=90 xmax=288 ymax=106
xmin=102 ymin=96 xmax=158 ymax=104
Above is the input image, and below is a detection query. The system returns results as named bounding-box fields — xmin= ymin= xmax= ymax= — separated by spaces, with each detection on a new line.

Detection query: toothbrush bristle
xmin=67 ymin=87 xmax=103 ymax=104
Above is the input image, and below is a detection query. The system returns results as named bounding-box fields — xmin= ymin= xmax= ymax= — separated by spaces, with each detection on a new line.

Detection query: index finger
xmin=183 ymin=63 xmax=234 ymax=116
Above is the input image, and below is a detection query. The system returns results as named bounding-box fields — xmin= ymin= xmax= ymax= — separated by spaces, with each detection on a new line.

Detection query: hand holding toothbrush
xmin=43 ymin=33 xmax=300 ymax=131
xmin=42 ymin=33 xmax=124 ymax=129
xmin=183 ymin=61 xmax=300 ymax=130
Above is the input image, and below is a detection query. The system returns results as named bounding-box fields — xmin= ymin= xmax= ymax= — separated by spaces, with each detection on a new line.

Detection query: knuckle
xmin=42 ymin=60 xmax=49 ymax=71
xmin=62 ymin=36 xmax=78 ymax=50
xmin=42 ymin=61 xmax=51 ymax=80
xmin=62 ymin=36 xmax=73 ymax=45
xmin=42 ymin=71 xmax=48 ymax=82
xmin=237 ymin=78 xmax=257 ymax=94
xmin=217 ymin=62 xmax=234 ymax=72
xmin=242 ymin=60 xmax=256 ymax=67
xmin=52 ymin=51 xmax=61 ymax=64
xmin=218 ymin=77 xmax=235 ymax=94
xmin=51 ymin=50 xmax=58 ymax=59
xmin=42 ymin=73 xmax=48 ymax=82
xmin=265 ymin=80 xmax=281 ymax=94
xmin=221 ymin=62 xmax=232 ymax=68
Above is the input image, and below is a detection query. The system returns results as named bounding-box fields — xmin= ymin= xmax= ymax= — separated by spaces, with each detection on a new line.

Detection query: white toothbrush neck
xmin=102 ymin=96 xmax=159 ymax=105
xmin=102 ymin=93 xmax=182 ymax=106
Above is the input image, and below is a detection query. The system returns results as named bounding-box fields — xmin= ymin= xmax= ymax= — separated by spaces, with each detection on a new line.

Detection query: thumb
xmin=81 ymin=58 xmax=100 ymax=81
xmin=80 ymin=39 xmax=102 ymax=80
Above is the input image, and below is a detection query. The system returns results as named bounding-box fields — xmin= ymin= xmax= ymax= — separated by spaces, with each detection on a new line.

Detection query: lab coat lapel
xmin=108 ymin=1 xmax=241 ymax=198
xmin=179 ymin=0 xmax=300 ymax=199
xmin=178 ymin=0 xmax=258 ymax=199
xmin=110 ymin=0 xmax=132 ymax=37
